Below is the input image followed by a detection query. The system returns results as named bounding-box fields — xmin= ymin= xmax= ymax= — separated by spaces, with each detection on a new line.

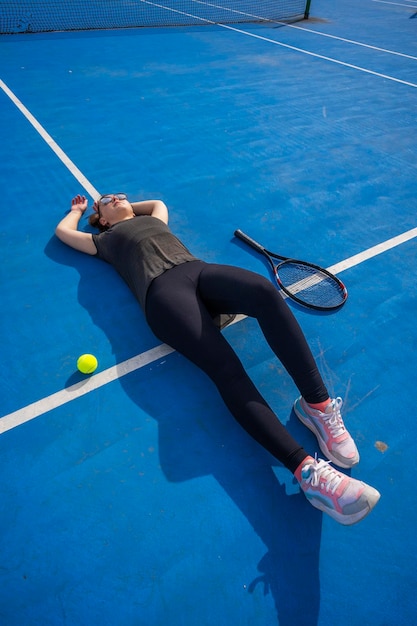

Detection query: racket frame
xmin=234 ymin=229 xmax=348 ymax=311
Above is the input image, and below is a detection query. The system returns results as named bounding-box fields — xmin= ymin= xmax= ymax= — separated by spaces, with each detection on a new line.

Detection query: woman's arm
xmin=55 ymin=195 xmax=97 ymax=255
xmin=131 ymin=200 xmax=169 ymax=224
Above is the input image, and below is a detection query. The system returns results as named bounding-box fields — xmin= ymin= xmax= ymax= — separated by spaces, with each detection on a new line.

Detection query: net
xmin=0 ymin=0 xmax=310 ymax=34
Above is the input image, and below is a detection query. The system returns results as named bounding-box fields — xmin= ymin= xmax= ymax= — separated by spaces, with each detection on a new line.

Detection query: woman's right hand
xmin=71 ymin=194 xmax=88 ymax=213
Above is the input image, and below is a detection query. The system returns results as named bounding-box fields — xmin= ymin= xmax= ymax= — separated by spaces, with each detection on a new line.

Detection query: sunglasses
xmin=98 ymin=193 xmax=128 ymax=206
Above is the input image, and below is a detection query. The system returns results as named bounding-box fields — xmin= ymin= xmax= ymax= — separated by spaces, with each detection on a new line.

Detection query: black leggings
xmin=145 ymin=261 xmax=329 ymax=473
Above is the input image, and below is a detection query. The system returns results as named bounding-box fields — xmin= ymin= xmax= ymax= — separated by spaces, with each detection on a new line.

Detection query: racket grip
xmin=234 ymin=229 xmax=266 ymax=254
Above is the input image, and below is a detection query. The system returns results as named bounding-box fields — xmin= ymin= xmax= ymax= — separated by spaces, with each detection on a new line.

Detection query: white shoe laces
xmin=304 ymin=458 xmax=343 ymax=495
xmin=322 ymin=397 xmax=346 ymax=437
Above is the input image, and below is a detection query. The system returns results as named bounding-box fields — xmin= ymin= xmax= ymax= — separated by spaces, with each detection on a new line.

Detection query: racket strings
xmin=276 ymin=261 xmax=346 ymax=308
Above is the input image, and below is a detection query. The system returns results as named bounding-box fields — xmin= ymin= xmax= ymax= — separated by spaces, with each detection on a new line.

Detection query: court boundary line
xmin=0 ymin=80 xmax=100 ymax=199
xmin=191 ymin=0 xmax=417 ymax=60
xmin=138 ymin=0 xmax=417 ymax=88
xmin=288 ymin=20 xmax=417 ymax=61
xmin=218 ymin=23 xmax=417 ymax=88
xmin=1 ymin=31 xmax=417 ymax=432
xmin=372 ymin=0 xmax=417 ymax=7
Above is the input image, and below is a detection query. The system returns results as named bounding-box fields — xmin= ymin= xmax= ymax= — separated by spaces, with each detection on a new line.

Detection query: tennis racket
xmin=234 ymin=229 xmax=348 ymax=311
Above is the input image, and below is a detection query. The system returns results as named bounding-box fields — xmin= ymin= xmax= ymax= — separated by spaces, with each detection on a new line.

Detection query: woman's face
xmin=97 ymin=193 xmax=134 ymax=225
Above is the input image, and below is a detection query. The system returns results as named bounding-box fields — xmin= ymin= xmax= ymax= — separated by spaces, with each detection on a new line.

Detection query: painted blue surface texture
xmin=0 ymin=0 xmax=416 ymax=624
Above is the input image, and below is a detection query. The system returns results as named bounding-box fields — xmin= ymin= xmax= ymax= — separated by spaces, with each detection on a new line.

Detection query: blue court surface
xmin=1 ymin=0 xmax=417 ymax=624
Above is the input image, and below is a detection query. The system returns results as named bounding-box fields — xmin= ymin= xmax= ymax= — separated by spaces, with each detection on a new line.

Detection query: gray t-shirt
xmin=92 ymin=216 xmax=198 ymax=310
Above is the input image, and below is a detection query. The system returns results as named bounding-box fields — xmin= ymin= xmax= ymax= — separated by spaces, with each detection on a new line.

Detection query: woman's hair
xmin=88 ymin=211 xmax=109 ymax=232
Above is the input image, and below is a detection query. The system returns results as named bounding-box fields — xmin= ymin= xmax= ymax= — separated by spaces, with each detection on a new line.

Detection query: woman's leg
xmin=146 ymin=262 xmax=380 ymax=526
xmin=198 ymin=263 xmax=361 ymax=469
xmin=197 ymin=263 xmax=329 ymax=403
xmin=145 ymin=262 xmax=308 ymax=472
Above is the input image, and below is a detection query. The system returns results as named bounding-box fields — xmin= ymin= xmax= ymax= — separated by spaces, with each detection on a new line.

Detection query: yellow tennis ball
xmin=77 ymin=353 xmax=98 ymax=374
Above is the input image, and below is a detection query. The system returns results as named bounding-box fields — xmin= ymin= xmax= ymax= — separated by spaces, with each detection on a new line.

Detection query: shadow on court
xmin=46 ymin=237 xmax=323 ymax=626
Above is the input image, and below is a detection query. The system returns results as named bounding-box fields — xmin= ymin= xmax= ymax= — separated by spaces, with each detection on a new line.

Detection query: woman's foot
xmin=294 ymin=396 xmax=360 ymax=468
xmin=296 ymin=456 xmax=380 ymax=525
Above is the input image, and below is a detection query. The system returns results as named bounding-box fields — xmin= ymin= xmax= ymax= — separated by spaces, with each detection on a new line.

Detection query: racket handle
xmin=234 ymin=229 xmax=266 ymax=254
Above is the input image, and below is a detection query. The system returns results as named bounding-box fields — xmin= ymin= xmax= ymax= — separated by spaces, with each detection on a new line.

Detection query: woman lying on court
xmin=55 ymin=193 xmax=380 ymax=526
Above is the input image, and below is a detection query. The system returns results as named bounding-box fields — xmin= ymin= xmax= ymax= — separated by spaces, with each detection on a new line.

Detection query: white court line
xmin=0 ymin=80 xmax=100 ymax=200
xmin=218 ymin=23 xmax=417 ymax=88
xmin=327 ymin=227 xmax=417 ymax=274
xmin=192 ymin=0 xmax=417 ymax=60
xmin=372 ymin=0 xmax=417 ymax=7
xmin=288 ymin=21 xmax=417 ymax=61
xmin=0 ymin=346 xmax=175 ymax=434
xmin=139 ymin=0 xmax=417 ymax=88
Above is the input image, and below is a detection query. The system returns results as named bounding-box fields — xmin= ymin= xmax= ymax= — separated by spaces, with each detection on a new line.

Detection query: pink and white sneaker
xmin=299 ymin=457 xmax=380 ymax=525
xmin=294 ymin=396 xmax=359 ymax=469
